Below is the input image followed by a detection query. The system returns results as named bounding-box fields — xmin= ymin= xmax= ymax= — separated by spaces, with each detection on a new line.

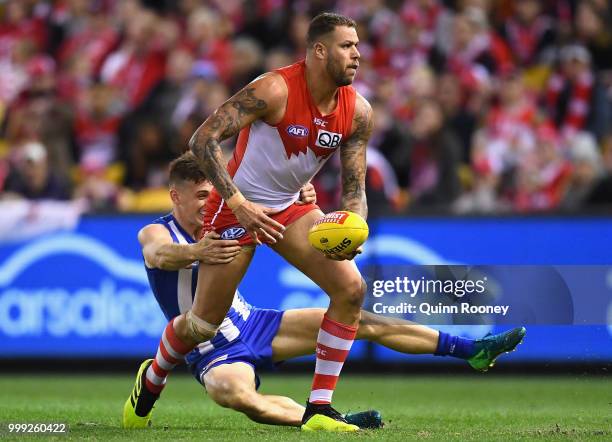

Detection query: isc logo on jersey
xmin=221 ymin=227 xmax=246 ymax=240
xmin=315 ymin=129 xmax=342 ymax=149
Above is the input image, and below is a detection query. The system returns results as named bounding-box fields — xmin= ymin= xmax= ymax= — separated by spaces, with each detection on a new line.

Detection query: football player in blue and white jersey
xmin=123 ymin=152 xmax=526 ymax=430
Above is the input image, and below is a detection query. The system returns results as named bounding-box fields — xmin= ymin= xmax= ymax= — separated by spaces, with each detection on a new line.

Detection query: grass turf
xmin=0 ymin=373 xmax=609 ymax=441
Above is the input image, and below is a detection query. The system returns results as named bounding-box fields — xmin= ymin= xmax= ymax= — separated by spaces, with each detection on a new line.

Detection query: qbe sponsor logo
xmin=315 ymin=129 xmax=342 ymax=149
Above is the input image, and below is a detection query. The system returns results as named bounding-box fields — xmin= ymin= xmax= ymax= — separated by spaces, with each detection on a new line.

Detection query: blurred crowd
xmin=1 ymin=0 xmax=612 ymax=215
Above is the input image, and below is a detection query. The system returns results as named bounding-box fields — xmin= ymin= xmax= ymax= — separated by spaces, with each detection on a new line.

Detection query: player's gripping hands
xmin=197 ymin=231 xmax=242 ymax=264
xmin=227 ymin=182 xmax=316 ymax=245
xmin=296 ymin=182 xmax=317 ymax=205
xmin=139 ymin=224 xmax=242 ymax=270
xmin=228 ymin=194 xmax=285 ymax=245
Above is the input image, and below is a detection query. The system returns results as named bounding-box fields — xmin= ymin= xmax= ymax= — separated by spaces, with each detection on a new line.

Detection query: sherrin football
xmin=308 ymin=211 xmax=369 ymax=255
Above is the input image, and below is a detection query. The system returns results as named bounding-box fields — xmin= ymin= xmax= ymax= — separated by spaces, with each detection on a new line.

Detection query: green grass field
xmin=0 ymin=374 xmax=610 ymax=441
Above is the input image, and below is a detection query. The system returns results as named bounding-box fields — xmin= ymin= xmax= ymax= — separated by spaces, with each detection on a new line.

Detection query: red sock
xmin=309 ymin=314 xmax=357 ymax=404
xmin=145 ymin=318 xmax=194 ymax=394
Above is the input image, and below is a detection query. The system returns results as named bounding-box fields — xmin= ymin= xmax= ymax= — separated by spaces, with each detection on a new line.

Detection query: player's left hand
xmin=324 ymin=246 xmax=362 ymax=261
xmin=296 ymin=182 xmax=316 ymax=205
xmin=233 ymin=200 xmax=285 ymax=245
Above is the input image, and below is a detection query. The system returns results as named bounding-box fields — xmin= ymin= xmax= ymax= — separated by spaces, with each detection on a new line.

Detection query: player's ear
xmin=313 ymin=41 xmax=327 ymax=60
xmin=170 ymin=188 xmax=180 ymax=205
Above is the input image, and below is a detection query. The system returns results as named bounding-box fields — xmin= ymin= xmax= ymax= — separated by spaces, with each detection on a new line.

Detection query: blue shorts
xmin=188 ymin=308 xmax=284 ymax=389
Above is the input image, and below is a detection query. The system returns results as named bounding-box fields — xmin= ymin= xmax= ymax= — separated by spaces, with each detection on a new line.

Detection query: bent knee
xmin=333 ymin=277 xmax=366 ymax=309
xmin=185 ymin=310 xmax=219 ymax=343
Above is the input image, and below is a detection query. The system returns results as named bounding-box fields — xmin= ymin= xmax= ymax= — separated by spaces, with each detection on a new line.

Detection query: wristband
xmin=226 ymin=192 xmax=246 ymax=210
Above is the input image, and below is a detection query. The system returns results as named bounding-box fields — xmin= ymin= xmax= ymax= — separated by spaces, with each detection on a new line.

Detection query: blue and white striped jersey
xmin=144 ymin=213 xmax=253 ymax=362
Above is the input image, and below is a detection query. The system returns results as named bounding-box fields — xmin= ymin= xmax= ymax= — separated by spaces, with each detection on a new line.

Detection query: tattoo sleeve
xmin=188 ymin=87 xmax=267 ymax=200
xmin=340 ymin=98 xmax=373 ymax=219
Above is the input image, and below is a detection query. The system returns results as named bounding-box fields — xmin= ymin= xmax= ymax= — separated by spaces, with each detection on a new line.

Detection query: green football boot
xmin=345 ymin=410 xmax=383 ymax=429
xmin=468 ymin=327 xmax=526 ymax=372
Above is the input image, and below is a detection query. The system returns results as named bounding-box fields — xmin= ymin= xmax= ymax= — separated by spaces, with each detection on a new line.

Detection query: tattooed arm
xmin=188 ymin=73 xmax=287 ymax=244
xmin=325 ymin=94 xmax=372 ymax=262
xmin=339 ymin=93 xmax=372 ymax=220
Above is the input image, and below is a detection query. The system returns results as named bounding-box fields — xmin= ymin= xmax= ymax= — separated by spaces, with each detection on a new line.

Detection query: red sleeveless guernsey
xmin=226 ymin=60 xmax=356 ymax=210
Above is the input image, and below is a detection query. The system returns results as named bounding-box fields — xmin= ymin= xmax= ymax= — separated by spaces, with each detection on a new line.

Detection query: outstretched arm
xmin=339 ymin=93 xmax=373 ymax=220
xmin=139 ymin=225 xmax=241 ymax=270
xmin=188 ymin=74 xmax=287 ymax=244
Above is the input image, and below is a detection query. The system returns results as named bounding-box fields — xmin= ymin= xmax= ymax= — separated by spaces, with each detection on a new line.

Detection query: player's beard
xmin=326 ymin=57 xmax=353 ymax=87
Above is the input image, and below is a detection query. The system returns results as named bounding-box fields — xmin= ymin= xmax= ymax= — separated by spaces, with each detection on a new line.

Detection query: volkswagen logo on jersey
xmin=315 ymin=129 xmax=342 ymax=149
xmin=286 ymin=125 xmax=309 ymax=137
xmin=220 ymin=227 xmax=247 ymax=240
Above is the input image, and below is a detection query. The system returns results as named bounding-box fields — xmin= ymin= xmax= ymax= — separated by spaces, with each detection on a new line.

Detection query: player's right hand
xmin=232 ymin=200 xmax=285 ymax=245
xmin=196 ymin=231 xmax=242 ymax=264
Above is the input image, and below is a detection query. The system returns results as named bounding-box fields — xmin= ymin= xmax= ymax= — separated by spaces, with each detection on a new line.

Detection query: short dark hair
xmin=169 ymin=152 xmax=208 ymax=186
xmin=307 ymin=12 xmax=356 ymax=47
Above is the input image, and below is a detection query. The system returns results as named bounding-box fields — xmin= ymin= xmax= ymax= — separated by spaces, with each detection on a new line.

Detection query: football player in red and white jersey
xmin=122 ymin=152 xmax=526 ymax=430
xmin=140 ymin=13 xmax=372 ymax=432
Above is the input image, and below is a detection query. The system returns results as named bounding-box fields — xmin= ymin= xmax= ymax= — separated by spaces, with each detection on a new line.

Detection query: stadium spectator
xmin=499 ymin=0 xmax=556 ymax=66
xmin=431 ymin=7 xmax=512 ymax=93
xmin=184 ymin=6 xmax=232 ymax=84
xmin=53 ymin=1 xmax=118 ymax=85
xmin=390 ymin=98 xmax=461 ymax=209
xmin=5 ymin=54 xmax=75 ymax=182
xmin=99 ymin=7 xmax=166 ymax=111
xmin=0 ymin=0 xmax=47 ymax=59
xmin=365 ymin=147 xmax=401 ymax=214
xmin=436 ymin=72 xmax=477 ymax=162
xmin=512 ymin=123 xmax=572 ymax=211
xmin=0 ymin=37 xmax=33 ymax=109
xmin=561 ymin=132 xmax=603 ymax=209
xmin=227 ymin=37 xmax=264 ymax=94
xmin=4 ymin=141 xmax=71 ymax=200
xmin=123 ymin=120 xmax=173 ymax=191
xmin=472 ymin=71 xmax=538 ymax=181
xmin=457 ymin=70 xmax=540 ymax=214
xmin=135 ymin=47 xmax=196 ymax=132
xmin=544 ymin=44 xmax=600 ymax=139
xmin=575 ymin=0 xmax=612 ymax=71
xmin=74 ymin=82 xmax=120 ymax=171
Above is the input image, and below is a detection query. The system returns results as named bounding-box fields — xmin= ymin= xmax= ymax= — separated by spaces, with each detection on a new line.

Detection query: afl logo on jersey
xmin=286 ymin=125 xmax=309 ymax=137
xmin=315 ymin=129 xmax=342 ymax=149
xmin=220 ymin=227 xmax=247 ymax=240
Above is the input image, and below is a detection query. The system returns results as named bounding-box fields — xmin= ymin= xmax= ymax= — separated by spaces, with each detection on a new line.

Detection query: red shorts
xmin=203 ymin=190 xmax=319 ymax=245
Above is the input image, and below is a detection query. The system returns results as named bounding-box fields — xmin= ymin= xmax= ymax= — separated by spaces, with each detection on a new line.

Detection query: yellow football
xmin=308 ymin=211 xmax=369 ymax=255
